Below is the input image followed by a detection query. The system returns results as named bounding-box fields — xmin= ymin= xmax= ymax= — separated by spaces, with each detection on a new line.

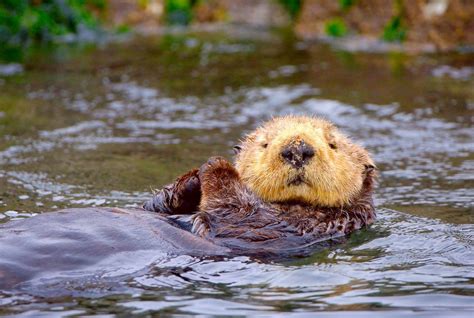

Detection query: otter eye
xmin=262 ymin=143 xmax=268 ymax=149
xmin=329 ymin=143 xmax=337 ymax=150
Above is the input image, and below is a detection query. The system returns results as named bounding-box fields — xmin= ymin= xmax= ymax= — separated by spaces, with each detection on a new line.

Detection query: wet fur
xmin=144 ymin=116 xmax=376 ymax=248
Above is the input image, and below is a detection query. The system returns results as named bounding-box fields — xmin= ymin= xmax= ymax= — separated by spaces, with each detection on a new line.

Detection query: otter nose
xmin=281 ymin=141 xmax=315 ymax=168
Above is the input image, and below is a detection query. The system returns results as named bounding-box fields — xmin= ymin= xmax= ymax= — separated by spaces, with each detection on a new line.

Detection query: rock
xmin=295 ymin=0 xmax=474 ymax=52
xmin=220 ymin=0 xmax=291 ymax=28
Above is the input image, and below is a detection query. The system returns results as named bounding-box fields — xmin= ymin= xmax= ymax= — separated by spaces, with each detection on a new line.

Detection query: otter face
xmin=235 ymin=116 xmax=374 ymax=207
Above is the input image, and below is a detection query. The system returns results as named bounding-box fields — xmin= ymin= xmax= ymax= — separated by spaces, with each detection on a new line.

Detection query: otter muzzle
xmin=280 ymin=140 xmax=315 ymax=169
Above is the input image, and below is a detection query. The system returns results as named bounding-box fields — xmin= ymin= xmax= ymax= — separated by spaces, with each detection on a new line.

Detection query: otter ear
xmin=233 ymin=145 xmax=242 ymax=154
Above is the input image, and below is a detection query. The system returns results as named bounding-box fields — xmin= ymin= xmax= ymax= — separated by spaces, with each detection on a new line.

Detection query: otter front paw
xmin=198 ymin=156 xmax=239 ymax=182
xmin=198 ymin=156 xmax=243 ymax=211
xmin=143 ymin=168 xmax=201 ymax=214
xmin=191 ymin=212 xmax=211 ymax=237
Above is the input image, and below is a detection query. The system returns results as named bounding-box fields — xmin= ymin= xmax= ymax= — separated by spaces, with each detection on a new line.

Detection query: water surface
xmin=0 ymin=29 xmax=473 ymax=316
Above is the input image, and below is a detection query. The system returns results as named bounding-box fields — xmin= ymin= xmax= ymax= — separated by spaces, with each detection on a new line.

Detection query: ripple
xmin=0 ymin=64 xmax=24 ymax=76
xmin=39 ymin=121 xmax=108 ymax=137
xmin=432 ymin=65 xmax=474 ymax=81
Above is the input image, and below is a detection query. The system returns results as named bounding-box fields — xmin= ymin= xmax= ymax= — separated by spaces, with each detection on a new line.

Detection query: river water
xmin=0 ymin=28 xmax=473 ymax=316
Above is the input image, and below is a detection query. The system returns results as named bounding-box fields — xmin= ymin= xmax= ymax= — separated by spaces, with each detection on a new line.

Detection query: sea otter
xmin=144 ymin=116 xmax=376 ymax=251
xmin=0 ymin=116 xmax=376 ymax=290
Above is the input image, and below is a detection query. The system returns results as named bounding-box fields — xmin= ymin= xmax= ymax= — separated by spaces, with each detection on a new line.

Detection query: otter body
xmin=144 ymin=116 xmax=376 ymax=249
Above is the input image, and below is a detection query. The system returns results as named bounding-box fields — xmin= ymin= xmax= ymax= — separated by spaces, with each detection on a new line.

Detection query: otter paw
xmin=198 ymin=156 xmax=237 ymax=180
xmin=191 ymin=212 xmax=211 ymax=237
xmin=143 ymin=188 xmax=173 ymax=213
xmin=199 ymin=156 xmax=229 ymax=172
xmin=177 ymin=173 xmax=200 ymax=194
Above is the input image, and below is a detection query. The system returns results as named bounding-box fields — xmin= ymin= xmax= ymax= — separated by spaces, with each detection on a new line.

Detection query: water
xmin=0 ymin=28 xmax=473 ymax=316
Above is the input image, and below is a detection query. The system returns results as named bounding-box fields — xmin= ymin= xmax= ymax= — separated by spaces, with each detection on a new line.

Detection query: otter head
xmin=235 ymin=116 xmax=375 ymax=207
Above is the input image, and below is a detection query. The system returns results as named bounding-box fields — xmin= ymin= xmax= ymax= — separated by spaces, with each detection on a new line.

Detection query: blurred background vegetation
xmin=0 ymin=0 xmax=105 ymax=46
xmin=0 ymin=0 xmax=473 ymax=51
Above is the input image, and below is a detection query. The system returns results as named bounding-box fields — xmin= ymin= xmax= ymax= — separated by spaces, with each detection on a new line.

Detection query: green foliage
xmin=339 ymin=0 xmax=355 ymax=11
xmin=115 ymin=24 xmax=131 ymax=34
xmin=382 ymin=15 xmax=406 ymax=42
xmin=0 ymin=0 xmax=104 ymax=46
xmin=278 ymin=0 xmax=301 ymax=20
xmin=383 ymin=0 xmax=406 ymax=42
xmin=164 ymin=0 xmax=195 ymax=25
xmin=325 ymin=18 xmax=348 ymax=38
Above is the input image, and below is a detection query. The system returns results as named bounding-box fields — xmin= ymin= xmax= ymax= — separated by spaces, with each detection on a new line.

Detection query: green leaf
xmin=382 ymin=16 xmax=406 ymax=42
xmin=325 ymin=18 xmax=348 ymax=38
